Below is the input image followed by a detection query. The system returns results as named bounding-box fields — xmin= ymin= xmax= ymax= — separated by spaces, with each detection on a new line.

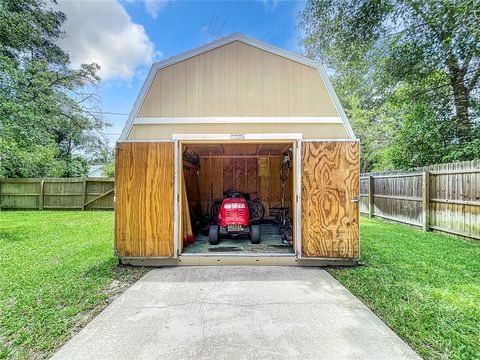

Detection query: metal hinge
xmin=351 ymin=196 xmax=360 ymax=203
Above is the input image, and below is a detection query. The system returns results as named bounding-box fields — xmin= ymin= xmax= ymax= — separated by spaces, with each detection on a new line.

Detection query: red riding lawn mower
xmin=209 ymin=191 xmax=261 ymax=245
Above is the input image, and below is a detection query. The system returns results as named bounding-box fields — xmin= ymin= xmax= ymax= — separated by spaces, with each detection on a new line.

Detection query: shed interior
xmin=181 ymin=142 xmax=295 ymax=255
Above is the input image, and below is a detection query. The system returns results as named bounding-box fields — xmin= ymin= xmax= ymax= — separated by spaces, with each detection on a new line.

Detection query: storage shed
xmin=115 ymin=33 xmax=360 ymax=266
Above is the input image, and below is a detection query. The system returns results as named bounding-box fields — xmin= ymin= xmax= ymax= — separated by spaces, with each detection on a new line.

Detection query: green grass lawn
xmin=329 ymin=217 xmax=480 ymax=360
xmin=1 ymin=212 xmax=479 ymax=359
xmin=0 ymin=212 xmax=149 ymax=359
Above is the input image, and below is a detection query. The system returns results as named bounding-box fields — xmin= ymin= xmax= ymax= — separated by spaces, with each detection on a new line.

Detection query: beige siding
xmin=128 ymin=123 xmax=348 ymax=140
xmin=137 ymin=41 xmax=339 ymax=118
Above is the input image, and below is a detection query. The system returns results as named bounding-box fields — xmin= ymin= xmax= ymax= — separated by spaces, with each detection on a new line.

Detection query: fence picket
xmin=361 ymin=160 xmax=480 ymax=240
xmin=0 ymin=178 xmax=114 ymax=210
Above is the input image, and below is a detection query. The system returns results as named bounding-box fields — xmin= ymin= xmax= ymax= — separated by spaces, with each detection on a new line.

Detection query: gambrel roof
xmin=119 ymin=33 xmax=355 ymax=140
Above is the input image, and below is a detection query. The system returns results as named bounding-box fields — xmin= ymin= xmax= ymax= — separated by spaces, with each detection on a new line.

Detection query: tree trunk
xmin=448 ymin=65 xmax=472 ymax=142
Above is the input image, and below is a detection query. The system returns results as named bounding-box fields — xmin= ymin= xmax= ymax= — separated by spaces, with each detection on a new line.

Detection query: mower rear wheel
xmin=209 ymin=225 xmax=219 ymax=245
xmin=250 ymin=224 xmax=260 ymax=244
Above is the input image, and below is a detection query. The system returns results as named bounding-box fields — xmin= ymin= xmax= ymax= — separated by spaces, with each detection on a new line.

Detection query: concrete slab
xmin=52 ymin=267 xmax=420 ymax=360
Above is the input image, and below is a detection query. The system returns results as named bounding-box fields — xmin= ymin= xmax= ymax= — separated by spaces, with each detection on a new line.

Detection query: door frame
xmin=297 ymin=138 xmax=361 ymax=259
xmin=117 ymin=136 xmax=359 ymax=260
xmin=174 ymin=133 xmax=302 ymax=257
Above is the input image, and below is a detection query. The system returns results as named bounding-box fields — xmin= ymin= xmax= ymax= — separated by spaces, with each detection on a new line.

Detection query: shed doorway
xmin=179 ymin=141 xmax=296 ymax=256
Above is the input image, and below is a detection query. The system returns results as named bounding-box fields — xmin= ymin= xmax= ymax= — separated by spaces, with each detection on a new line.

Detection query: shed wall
xmin=137 ymin=41 xmax=339 ymax=118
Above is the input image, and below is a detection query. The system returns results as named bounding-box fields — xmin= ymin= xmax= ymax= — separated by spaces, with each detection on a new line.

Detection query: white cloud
xmin=124 ymin=0 xmax=170 ymax=18
xmin=143 ymin=0 xmax=169 ymax=18
xmin=57 ymin=0 xmax=157 ymax=81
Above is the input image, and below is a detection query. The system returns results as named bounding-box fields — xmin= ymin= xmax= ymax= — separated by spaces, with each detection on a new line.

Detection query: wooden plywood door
xmin=115 ymin=142 xmax=174 ymax=257
xmin=301 ymin=141 xmax=359 ymax=258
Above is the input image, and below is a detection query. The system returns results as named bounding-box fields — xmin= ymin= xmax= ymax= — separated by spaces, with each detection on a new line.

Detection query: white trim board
xmin=134 ymin=117 xmax=343 ymax=125
xmin=119 ymin=32 xmax=356 ymax=141
xmin=172 ymin=133 xmax=303 ymax=140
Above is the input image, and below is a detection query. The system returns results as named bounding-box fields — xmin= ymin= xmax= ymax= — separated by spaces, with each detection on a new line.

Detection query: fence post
xmin=422 ymin=170 xmax=430 ymax=231
xmin=82 ymin=178 xmax=87 ymax=211
xmin=368 ymin=175 xmax=374 ymax=218
xmin=39 ymin=179 xmax=44 ymax=211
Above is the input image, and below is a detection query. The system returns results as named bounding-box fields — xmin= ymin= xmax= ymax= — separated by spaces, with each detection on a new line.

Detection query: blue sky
xmin=61 ymin=0 xmax=307 ymax=143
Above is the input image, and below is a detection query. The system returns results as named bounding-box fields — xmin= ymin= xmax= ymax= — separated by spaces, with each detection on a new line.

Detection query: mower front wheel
xmin=250 ymin=224 xmax=260 ymax=244
xmin=209 ymin=225 xmax=220 ymax=245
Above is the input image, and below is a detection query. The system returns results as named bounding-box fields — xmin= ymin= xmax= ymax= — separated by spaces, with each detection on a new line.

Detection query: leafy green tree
xmin=300 ymin=0 xmax=480 ymax=171
xmin=0 ymin=0 xmax=108 ymax=177
xmin=103 ymin=162 xmax=115 ymax=178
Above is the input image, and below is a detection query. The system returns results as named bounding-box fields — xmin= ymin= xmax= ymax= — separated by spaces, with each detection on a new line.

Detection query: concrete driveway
xmin=52 ymin=267 xmax=419 ymax=360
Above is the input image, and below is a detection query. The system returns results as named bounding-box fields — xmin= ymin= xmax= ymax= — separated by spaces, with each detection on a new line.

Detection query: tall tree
xmin=300 ymin=0 xmax=480 ymax=171
xmin=0 ymin=0 xmax=108 ymax=177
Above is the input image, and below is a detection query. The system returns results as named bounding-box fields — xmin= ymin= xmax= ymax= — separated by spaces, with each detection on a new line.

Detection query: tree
xmin=299 ymin=0 xmax=480 ymax=171
xmin=0 ymin=0 xmax=108 ymax=177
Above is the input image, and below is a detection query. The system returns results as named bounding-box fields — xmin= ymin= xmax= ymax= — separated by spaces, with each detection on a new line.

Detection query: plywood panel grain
xmin=301 ymin=141 xmax=359 ymax=258
xmin=234 ymin=158 xmax=246 ymax=192
xmin=212 ymin=158 xmax=224 ymax=200
xmin=246 ymin=158 xmax=258 ymax=199
xmin=223 ymin=158 xmax=234 ymax=194
xmin=199 ymin=158 xmax=210 ymax=211
xmin=115 ymin=142 xmax=174 ymax=257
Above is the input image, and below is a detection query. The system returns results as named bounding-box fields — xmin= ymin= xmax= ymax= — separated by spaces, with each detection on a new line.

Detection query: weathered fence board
xmin=361 ymin=160 xmax=480 ymax=240
xmin=0 ymin=178 xmax=114 ymax=210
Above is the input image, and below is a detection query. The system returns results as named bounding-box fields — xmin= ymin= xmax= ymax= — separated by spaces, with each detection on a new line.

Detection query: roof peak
xmin=152 ymin=32 xmax=319 ymax=70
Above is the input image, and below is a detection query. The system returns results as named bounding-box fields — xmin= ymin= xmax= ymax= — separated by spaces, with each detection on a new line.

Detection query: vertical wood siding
xmin=137 ymin=41 xmax=339 ymax=118
xmin=301 ymin=141 xmax=360 ymax=258
xmin=115 ymin=142 xmax=174 ymax=257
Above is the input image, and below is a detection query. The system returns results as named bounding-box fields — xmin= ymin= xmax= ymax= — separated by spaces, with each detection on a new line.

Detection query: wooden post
xmin=368 ymin=175 xmax=374 ymax=218
xmin=82 ymin=178 xmax=87 ymax=211
xmin=422 ymin=170 xmax=430 ymax=231
xmin=39 ymin=179 xmax=44 ymax=211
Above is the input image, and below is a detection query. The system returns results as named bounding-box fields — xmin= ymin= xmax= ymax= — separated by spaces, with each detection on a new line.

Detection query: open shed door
xmin=300 ymin=140 xmax=359 ymax=259
xmin=115 ymin=142 xmax=175 ymax=257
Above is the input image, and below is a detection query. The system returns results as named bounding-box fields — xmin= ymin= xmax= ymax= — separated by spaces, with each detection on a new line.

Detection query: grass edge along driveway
xmin=329 ymin=217 xmax=479 ymax=360
xmin=0 ymin=211 xmax=149 ymax=359
xmin=1 ymin=212 xmax=479 ymax=359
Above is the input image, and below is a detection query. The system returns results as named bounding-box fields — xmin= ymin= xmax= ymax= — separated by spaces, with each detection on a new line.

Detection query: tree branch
xmin=468 ymin=67 xmax=480 ymax=91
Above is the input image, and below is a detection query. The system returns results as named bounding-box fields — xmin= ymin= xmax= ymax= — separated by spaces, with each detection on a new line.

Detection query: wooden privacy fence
xmin=360 ymin=160 xmax=480 ymax=240
xmin=0 ymin=178 xmax=115 ymax=210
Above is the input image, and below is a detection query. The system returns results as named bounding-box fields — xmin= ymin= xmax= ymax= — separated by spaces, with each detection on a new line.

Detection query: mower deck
xmin=183 ymin=223 xmax=294 ymax=255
